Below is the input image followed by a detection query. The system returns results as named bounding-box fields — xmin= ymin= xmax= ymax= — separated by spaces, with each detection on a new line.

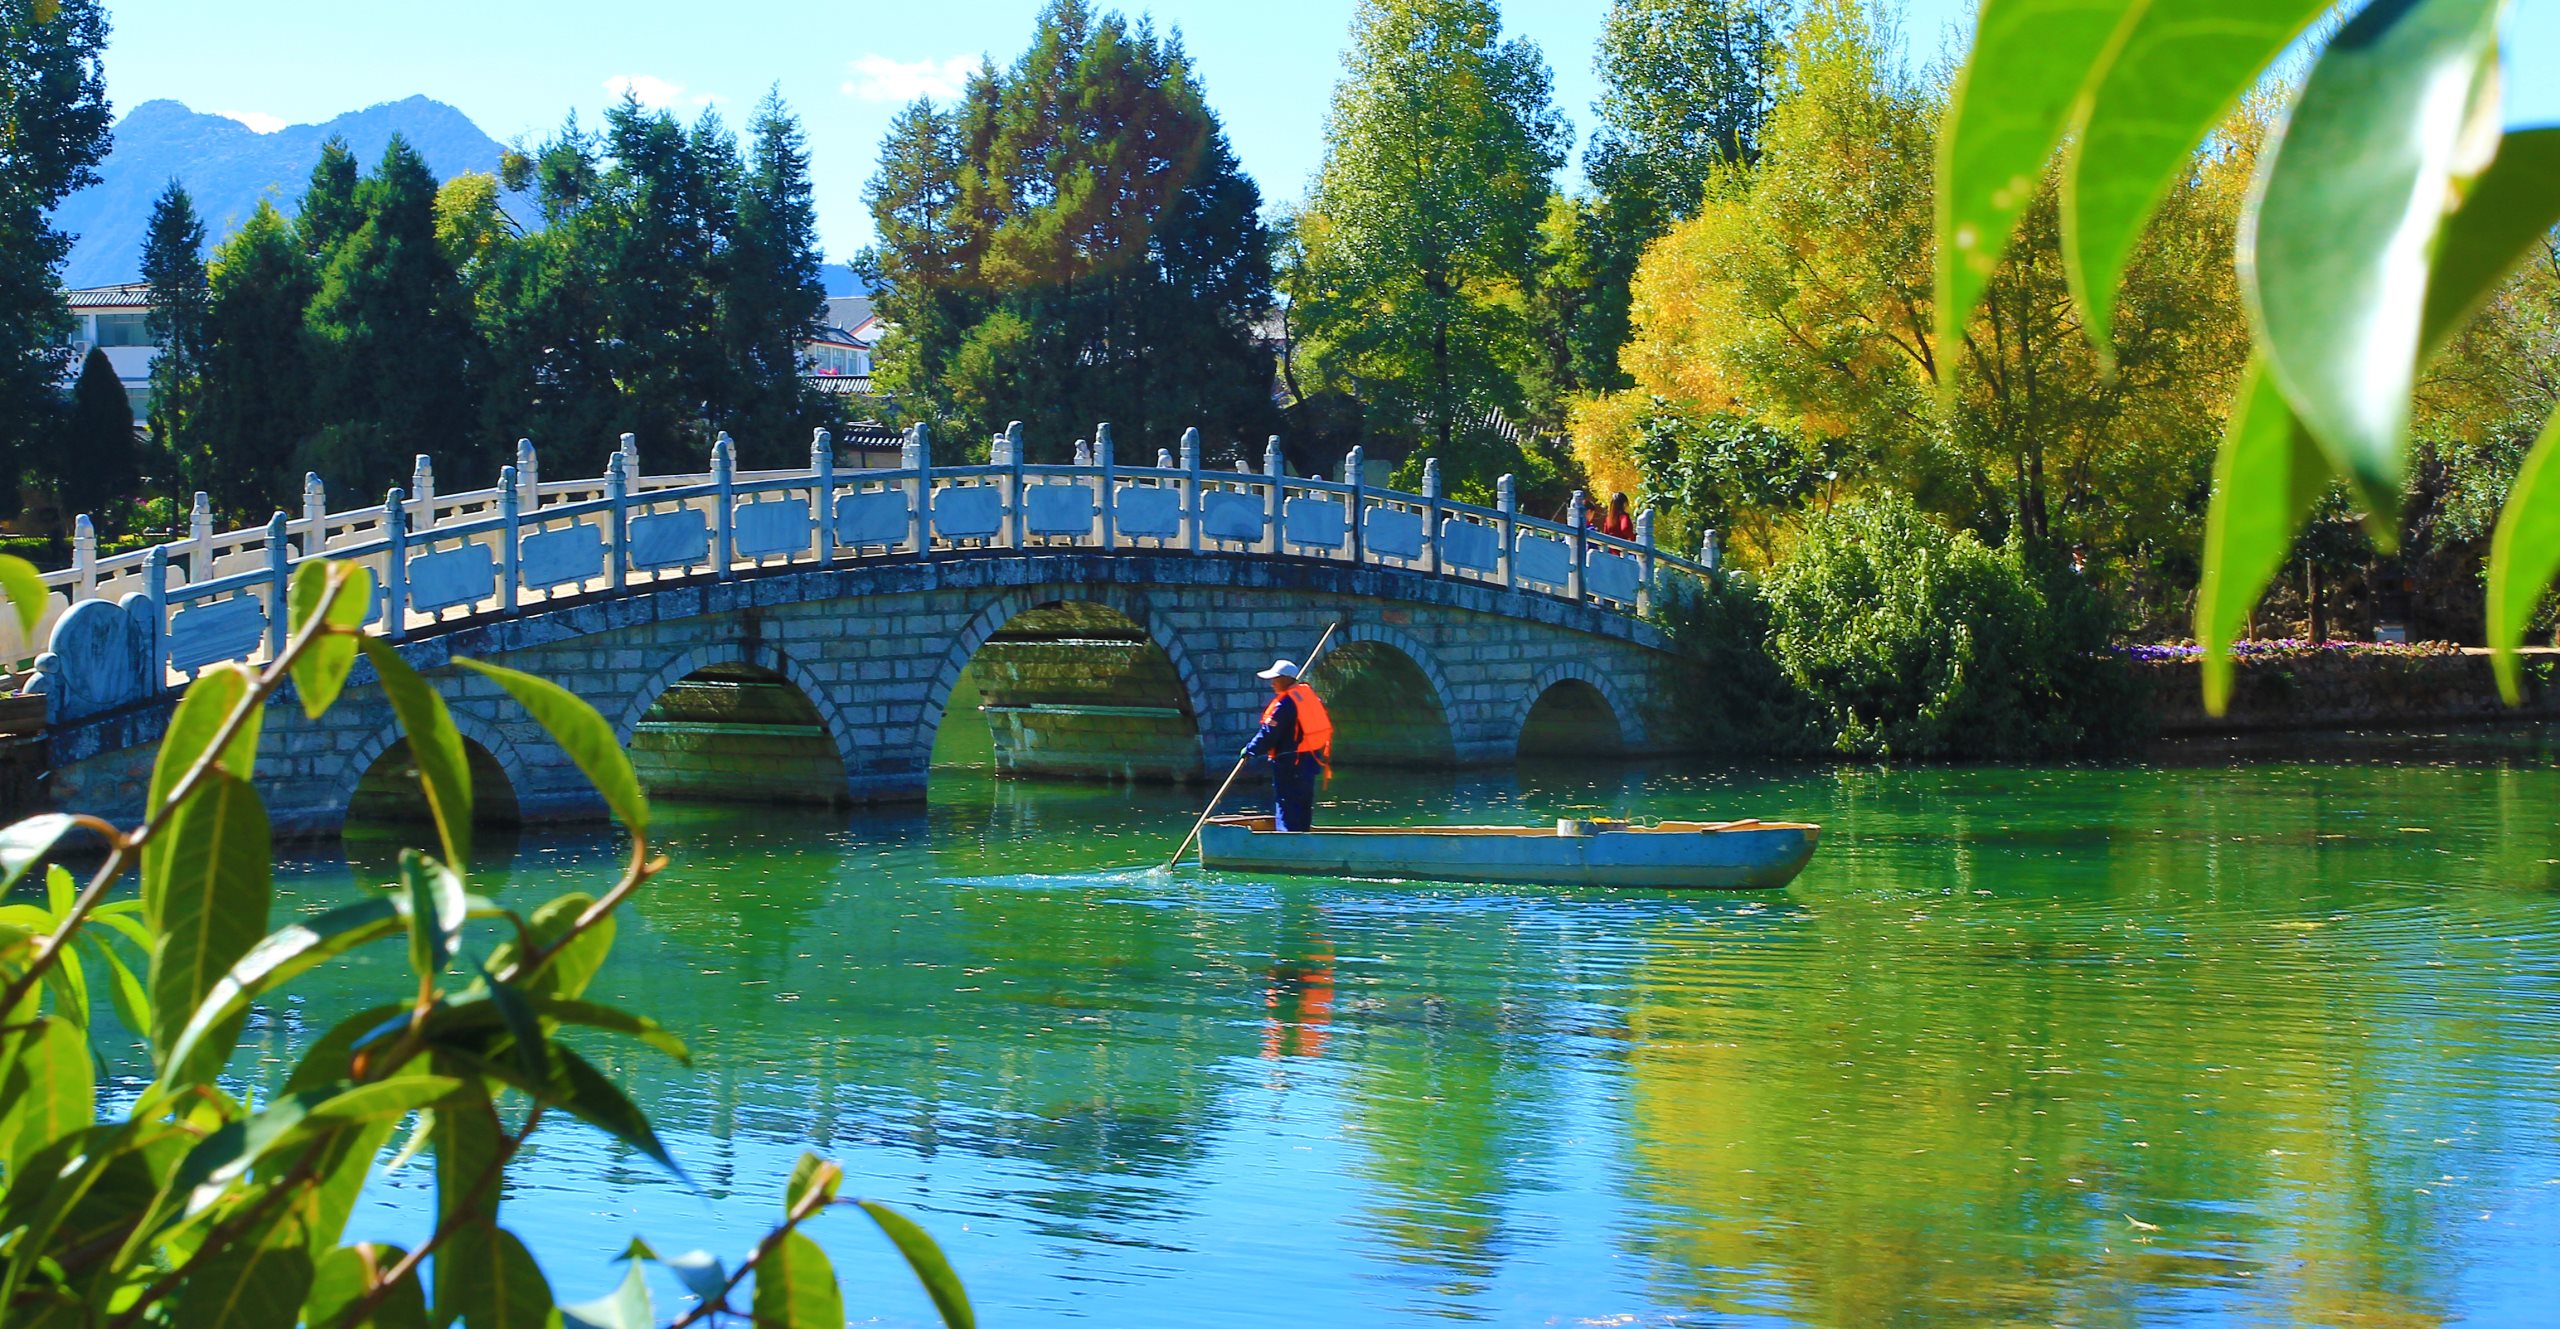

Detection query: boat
xmin=1196 ymin=816 xmax=1821 ymax=889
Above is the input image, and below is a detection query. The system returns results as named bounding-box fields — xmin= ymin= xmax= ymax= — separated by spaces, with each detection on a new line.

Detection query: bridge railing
xmin=21 ymin=424 xmax=1714 ymax=717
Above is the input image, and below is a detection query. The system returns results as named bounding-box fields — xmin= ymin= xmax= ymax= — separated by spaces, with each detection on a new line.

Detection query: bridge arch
xmin=921 ymin=588 xmax=1216 ymax=782
xmin=341 ymin=709 xmax=533 ymax=832
xmin=1306 ymin=622 xmax=1461 ymax=768
xmin=615 ymin=639 xmax=859 ymax=806
xmin=1513 ymin=662 xmax=1640 ymax=758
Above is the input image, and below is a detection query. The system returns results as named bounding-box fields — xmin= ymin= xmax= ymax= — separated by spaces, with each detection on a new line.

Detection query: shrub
xmin=0 ymin=557 xmax=972 ymax=1329
xmin=1759 ymin=494 xmax=2132 ymax=759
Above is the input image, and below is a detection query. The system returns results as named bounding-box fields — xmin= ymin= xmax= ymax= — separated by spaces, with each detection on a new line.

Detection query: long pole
xmin=1168 ymin=619 xmax=1342 ymax=869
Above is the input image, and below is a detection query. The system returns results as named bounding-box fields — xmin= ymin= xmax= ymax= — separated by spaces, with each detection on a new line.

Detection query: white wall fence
xmin=21 ymin=423 xmax=1716 ymax=711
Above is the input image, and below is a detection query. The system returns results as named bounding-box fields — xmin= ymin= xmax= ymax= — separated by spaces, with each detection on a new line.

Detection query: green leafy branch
xmin=1938 ymin=0 xmax=2560 ymax=709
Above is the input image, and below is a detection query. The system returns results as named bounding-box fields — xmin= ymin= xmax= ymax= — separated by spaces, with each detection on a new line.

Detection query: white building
xmin=62 ymin=283 xmax=159 ymax=426
xmin=806 ymin=295 xmax=880 ymax=396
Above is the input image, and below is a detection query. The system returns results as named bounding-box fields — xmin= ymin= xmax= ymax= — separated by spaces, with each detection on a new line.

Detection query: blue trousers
xmin=1269 ymin=753 xmax=1319 ymax=832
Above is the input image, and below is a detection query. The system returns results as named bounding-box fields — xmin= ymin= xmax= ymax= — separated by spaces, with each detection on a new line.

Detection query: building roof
xmin=825 ymin=295 xmax=873 ymax=330
xmin=66 ymin=283 xmax=154 ymax=311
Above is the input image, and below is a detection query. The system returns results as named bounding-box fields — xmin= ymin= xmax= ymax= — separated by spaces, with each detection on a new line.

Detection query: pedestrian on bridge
xmin=1242 ymin=659 xmax=1333 ymax=832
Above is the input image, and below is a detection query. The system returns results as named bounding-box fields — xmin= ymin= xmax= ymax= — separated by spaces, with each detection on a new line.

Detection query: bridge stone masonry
xmin=20 ymin=423 xmax=1717 ymax=836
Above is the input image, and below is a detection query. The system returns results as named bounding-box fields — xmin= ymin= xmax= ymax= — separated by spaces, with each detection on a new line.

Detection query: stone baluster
xmin=1497 ymin=474 xmax=1518 ymax=592
xmin=1181 ymin=427 xmax=1202 ymax=556
xmin=517 ymin=438 xmax=540 ymax=514
xmin=499 ymin=464 xmax=520 ymax=615
xmin=1073 ymin=438 xmax=1092 ymax=467
xmin=1422 ymin=458 xmax=1442 ymax=577
xmin=383 ymin=486 xmax=409 ymax=642
xmin=1701 ymin=529 xmax=1721 ymax=572
xmin=71 ymin=514 xmax=95 ymax=598
xmin=1635 ymin=508 xmax=1656 ymax=614
xmin=301 ymin=472 xmax=328 ymax=556
xmin=143 ymin=546 xmax=168 ymax=692
xmin=1006 ymin=421 xmax=1028 ymax=549
xmin=1344 ymin=445 xmax=1365 ymax=565
xmin=1096 ymin=422 xmax=1116 ymax=552
xmin=188 ymin=492 xmax=213 ymax=587
xmin=264 ymin=511 xmax=291 ymax=659
xmin=1263 ymin=437 xmax=1284 ymax=556
xmin=410 ymin=455 xmax=436 ymax=532
xmin=910 ymin=422 xmax=933 ymax=555
xmin=605 ymin=459 xmax=628 ymax=594
xmin=619 ymin=433 xmax=641 ymax=494
xmin=712 ymin=432 xmax=736 ymax=581
xmin=812 ymin=428 xmax=837 ymax=564
xmin=1157 ymin=447 xmax=1174 ymax=469
xmin=1567 ymin=487 xmax=1587 ymax=602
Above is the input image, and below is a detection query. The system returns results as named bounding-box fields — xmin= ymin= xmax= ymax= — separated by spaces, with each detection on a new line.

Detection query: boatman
xmin=1242 ymin=659 xmax=1332 ymax=832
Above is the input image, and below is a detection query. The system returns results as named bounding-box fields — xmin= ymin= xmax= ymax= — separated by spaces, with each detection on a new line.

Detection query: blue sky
xmin=93 ymin=0 xmax=2560 ymax=261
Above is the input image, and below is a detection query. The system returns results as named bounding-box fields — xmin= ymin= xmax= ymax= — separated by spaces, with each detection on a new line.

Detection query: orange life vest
xmin=1261 ymin=683 xmax=1333 ymax=767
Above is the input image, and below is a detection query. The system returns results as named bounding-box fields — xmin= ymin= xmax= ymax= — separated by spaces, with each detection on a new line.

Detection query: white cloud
xmin=842 ymin=54 xmax=976 ymax=104
xmin=216 ymin=110 xmax=287 ymax=134
xmin=602 ymin=74 xmax=722 ymax=113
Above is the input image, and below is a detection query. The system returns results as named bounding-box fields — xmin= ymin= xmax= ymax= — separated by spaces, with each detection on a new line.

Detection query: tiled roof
xmin=66 ymin=283 xmax=153 ymax=310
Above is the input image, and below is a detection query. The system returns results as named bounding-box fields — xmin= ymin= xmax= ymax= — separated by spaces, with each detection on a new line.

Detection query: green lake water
xmin=244 ymin=738 xmax=2560 ymax=1326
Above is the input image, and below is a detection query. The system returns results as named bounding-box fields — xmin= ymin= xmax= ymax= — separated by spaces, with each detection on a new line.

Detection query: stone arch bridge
xmin=21 ymin=427 xmax=1709 ymax=836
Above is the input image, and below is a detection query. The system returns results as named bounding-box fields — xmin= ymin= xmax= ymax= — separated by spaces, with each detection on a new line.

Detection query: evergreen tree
xmin=1285 ymin=0 xmax=1567 ymax=481
xmin=859 ymin=1 xmax=1276 ymax=453
xmin=0 ymin=0 xmax=112 ymax=508
xmin=197 ymin=202 xmax=317 ymax=515
xmin=482 ymin=121 xmax=623 ymax=469
xmin=299 ymin=136 xmax=364 ymax=261
xmin=53 ymin=345 xmax=136 ymax=530
xmin=719 ymin=89 xmax=827 ymax=467
xmin=301 ymin=135 xmax=478 ymax=495
xmin=141 ymin=179 xmax=209 ymax=491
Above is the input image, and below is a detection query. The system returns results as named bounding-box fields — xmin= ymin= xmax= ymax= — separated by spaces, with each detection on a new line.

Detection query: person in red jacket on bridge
xmin=1242 ymin=659 xmax=1332 ymax=832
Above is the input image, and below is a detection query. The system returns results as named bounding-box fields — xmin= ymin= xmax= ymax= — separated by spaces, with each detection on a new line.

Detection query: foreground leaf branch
xmin=0 ymin=556 xmax=972 ymax=1327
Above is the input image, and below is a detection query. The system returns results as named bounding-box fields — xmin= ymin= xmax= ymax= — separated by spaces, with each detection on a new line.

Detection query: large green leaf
xmin=456 ymin=658 xmax=648 ymax=835
xmin=0 ymin=814 xmax=75 ymax=894
xmin=447 ymin=1227 xmax=559 ymax=1329
xmin=2195 ymin=358 xmax=2334 ymax=714
xmin=305 ymin=1119 xmax=399 ymax=1255
xmin=76 ymin=930 xmax=152 ymax=1045
xmin=307 ymin=1243 xmax=429 ymax=1329
xmin=750 ymin=1230 xmax=844 ymax=1329
xmin=358 ymin=639 xmax=473 ymax=866
xmin=785 ymin=1152 xmax=840 ymax=1211
xmin=1935 ymin=0 xmax=2138 ymax=371
xmin=142 ymin=662 xmax=264 ymax=921
xmin=165 ymin=902 xmax=411 ymax=1085
xmin=559 ymin=1258 xmax=652 ymax=1329
xmin=2419 ymin=126 xmax=2560 ymax=358
xmin=147 ymin=771 xmax=273 ymax=1078
xmin=448 ymin=1045 xmax=687 ymax=1184
xmin=2062 ymin=0 xmax=2334 ymax=352
xmin=288 ymin=560 xmax=377 ymax=720
xmin=171 ymin=1210 xmax=314 ymax=1329
xmin=2241 ymin=0 xmax=2505 ymax=523
xmin=0 ymin=1017 xmax=92 ymax=1174
xmin=856 ymin=1200 xmax=975 ymax=1329
xmin=527 ymin=997 xmax=688 ymax=1062
xmin=490 ymin=892 xmax=613 ymax=1000
xmin=400 ymin=851 xmax=467 ymax=981
xmin=0 ymin=553 xmax=47 ymax=636
xmin=2487 ymin=406 xmax=2560 ymax=702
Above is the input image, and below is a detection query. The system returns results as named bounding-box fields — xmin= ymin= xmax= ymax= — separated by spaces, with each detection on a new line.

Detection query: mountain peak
xmin=56 ymin=96 xmax=514 ymax=288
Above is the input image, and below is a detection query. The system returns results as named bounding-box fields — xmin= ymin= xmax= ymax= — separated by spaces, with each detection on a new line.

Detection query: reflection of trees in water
xmin=1613 ymin=764 xmax=2550 ymax=1325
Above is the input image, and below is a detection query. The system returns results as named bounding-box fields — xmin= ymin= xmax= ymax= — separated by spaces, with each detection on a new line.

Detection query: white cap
xmin=1256 ymin=659 xmax=1300 ymax=680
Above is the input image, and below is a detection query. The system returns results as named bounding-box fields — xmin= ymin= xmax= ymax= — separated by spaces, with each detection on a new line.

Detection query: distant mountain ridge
xmin=53 ymin=96 xmax=520 ymax=289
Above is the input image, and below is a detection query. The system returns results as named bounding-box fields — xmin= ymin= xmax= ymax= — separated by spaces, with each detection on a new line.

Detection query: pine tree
xmin=0 ymin=0 xmax=112 ymax=510
xmin=720 ymin=89 xmax=827 ymax=467
xmin=141 ymin=179 xmax=209 ymax=492
xmin=299 ymin=136 xmax=364 ymax=261
xmin=858 ymin=1 xmax=1276 ymax=453
xmin=302 ymin=135 xmax=478 ymax=495
xmin=53 ymin=345 xmax=136 ymax=530
xmin=198 ymin=202 xmax=317 ymax=515
xmin=1285 ymin=0 xmax=1567 ymax=479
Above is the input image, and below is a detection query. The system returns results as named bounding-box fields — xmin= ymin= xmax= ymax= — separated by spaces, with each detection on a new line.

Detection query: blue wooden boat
xmin=1197 ymin=816 xmax=1820 ymax=889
